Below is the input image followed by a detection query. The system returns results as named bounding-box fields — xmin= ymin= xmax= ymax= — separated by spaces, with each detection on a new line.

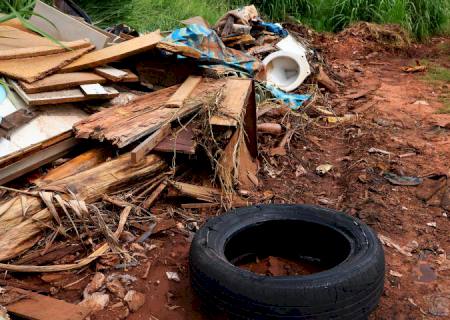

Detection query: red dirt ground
xmin=5 ymin=31 xmax=450 ymax=320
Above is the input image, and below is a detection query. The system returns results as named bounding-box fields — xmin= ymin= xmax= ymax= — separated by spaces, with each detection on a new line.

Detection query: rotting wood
xmin=10 ymin=80 xmax=118 ymax=106
xmin=131 ymin=124 xmax=171 ymax=164
xmin=19 ymin=72 xmax=107 ymax=94
xmin=5 ymin=287 xmax=90 ymax=320
xmin=62 ymin=31 xmax=162 ymax=72
xmin=16 ymin=243 xmax=83 ymax=266
xmin=316 ymin=66 xmax=338 ymax=93
xmin=0 ymin=154 xmax=167 ymax=262
xmin=210 ymin=79 xmax=253 ymax=127
xmin=0 ymin=26 xmax=92 ymax=60
xmin=34 ymin=148 xmax=111 ymax=187
xmin=94 ymin=66 xmax=128 ymax=81
xmin=0 ymin=45 xmax=94 ymax=83
xmin=181 ymin=203 xmax=220 ymax=209
xmin=257 ymin=123 xmax=282 ymax=135
xmin=164 ymin=76 xmax=202 ymax=108
xmin=74 ymin=79 xmax=226 ymax=148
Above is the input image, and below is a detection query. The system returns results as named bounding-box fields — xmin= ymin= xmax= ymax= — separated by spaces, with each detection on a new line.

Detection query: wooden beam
xmin=5 ymin=287 xmax=90 ymax=320
xmin=131 ymin=124 xmax=171 ymax=164
xmin=165 ymin=76 xmax=202 ymax=108
xmin=210 ymin=78 xmax=252 ymax=126
xmin=62 ymin=31 xmax=162 ymax=72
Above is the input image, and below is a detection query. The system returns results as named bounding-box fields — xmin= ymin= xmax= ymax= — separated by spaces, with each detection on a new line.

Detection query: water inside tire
xmin=224 ymin=219 xmax=351 ymax=276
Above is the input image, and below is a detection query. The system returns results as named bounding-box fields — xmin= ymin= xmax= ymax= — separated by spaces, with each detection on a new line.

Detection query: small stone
xmin=166 ymin=271 xmax=180 ymax=282
xmin=124 ymin=290 xmax=146 ymax=312
xmin=83 ymin=272 xmax=106 ymax=298
xmin=106 ymin=279 xmax=126 ymax=299
xmin=79 ymin=292 xmax=110 ymax=312
xmin=389 ymin=270 xmax=403 ymax=278
xmin=427 ymin=222 xmax=437 ymax=228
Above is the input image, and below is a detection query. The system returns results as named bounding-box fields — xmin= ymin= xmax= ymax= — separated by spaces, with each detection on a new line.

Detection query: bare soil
xmin=6 ymin=32 xmax=450 ymax=320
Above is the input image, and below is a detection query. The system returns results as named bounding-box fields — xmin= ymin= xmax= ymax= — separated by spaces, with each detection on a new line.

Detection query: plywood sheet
xmin=19 ymin=72 xmax=107 ymax=93
xmin=29 ymin=0 xmax=109 ymax=49
xmin=62 ymin=31 xmax=162 ymax=72
xmin=0 ymin=45 xmax=94 ymax=83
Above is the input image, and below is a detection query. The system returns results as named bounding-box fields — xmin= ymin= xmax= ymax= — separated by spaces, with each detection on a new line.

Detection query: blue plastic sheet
xmin=160 ymin=24 xmax=262 ymax=76
xmin=265 ymin=83 xmax=311 ymax=110
xmin=256 ymin=22 xmax=288 ymax=37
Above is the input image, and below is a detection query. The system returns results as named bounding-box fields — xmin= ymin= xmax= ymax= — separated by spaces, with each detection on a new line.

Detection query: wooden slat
xmin=19 ymin=72 xmax=107 ymax=93
xmin=94 ymin=66 xmax=128 ymax=81
xmin=80 ymin=83 xmax=110 ymax=98
xmin=29 ymin=1 xmax=109 ymax=50
xmin=10 ymin=80 xmax=118 ymax=106
xmin=62 ymin=31 xmax=162 ymax=72
xmin=0 ymin=45 xmax=94 ymax=83
xmin=6 ymin=287 xmax=90 ymax=320
xmin=165 ymin=76 xmax=202 ymax=108
xmin=0 ymin=26 xmax=92 ymax=59
xmin=74 ymin=78 xmax=226 ymax=148
xmin=210 ymin=79 xmax=253 ymax=127
xmin=121 ymin=69 xmax=139 ymax=82
xmin=131 ymin=124 xmax=171 ymax=164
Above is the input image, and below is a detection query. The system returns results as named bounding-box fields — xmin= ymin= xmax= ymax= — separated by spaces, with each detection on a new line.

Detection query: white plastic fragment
xmin=166 ymin=271 xmax=181 ymax=282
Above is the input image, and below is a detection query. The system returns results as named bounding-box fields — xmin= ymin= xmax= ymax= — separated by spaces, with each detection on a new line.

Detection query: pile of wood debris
xmin=0 ymin=2 xmax=338 ymax=319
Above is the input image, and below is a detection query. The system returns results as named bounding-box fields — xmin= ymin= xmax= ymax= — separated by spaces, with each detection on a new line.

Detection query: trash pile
xmin=0 ymin=2 xmax=339 ymax=318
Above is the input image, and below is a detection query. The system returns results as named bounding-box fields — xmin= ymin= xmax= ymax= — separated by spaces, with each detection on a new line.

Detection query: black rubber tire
xmin=189 ymin=204 xmax=385 ymax=320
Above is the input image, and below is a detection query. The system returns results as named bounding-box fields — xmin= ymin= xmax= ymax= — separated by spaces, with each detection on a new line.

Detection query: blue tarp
xmin=160 ymin=24 xmax=262 ymax=76
xmin=265 ymin=83 xmax=311 ymax=110
xmin=256 ymin=22 xmax=288 ymax=37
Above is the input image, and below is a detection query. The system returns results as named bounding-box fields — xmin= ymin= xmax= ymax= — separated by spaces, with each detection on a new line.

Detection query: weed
xmin=420 ymin=60 xmax=450 ymax=114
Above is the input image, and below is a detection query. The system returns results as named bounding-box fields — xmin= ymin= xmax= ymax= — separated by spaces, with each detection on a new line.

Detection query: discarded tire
xmin=189 ymin=204 xmax=385 ymax=319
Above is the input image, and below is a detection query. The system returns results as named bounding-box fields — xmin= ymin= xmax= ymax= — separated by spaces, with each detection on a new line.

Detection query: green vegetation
xmin=421 ymin=60 xmax=450 ymax=114
xmin=0 ymin=1 xmax=449 ymax=40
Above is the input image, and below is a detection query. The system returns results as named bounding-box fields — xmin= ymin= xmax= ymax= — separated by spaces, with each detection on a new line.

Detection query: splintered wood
xmin=74 ymin=78 xmax=225 ymax=147
xmin=0 ymin=154 xmax=167 ymax=262
xmin=131 ymin=124 xmax=171 ymax=164
xmin=19 ymin=72 xmax=107 ymax=93
xmin=165 ymin=76 xmax=202 ymax=108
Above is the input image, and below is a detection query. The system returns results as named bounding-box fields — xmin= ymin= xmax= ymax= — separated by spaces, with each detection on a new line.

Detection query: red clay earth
xmin=7 ymin=31 xmax=449 ymax=319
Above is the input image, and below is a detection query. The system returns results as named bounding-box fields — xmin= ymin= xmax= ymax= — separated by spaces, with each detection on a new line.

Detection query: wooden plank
xmin=62 ymin=31 xmax=162 ymax=72
xmin=29 ymin=1 xmax=109 ymax=50
xmin=10 ymin=80 xmax=118 ymax=106
xmin=19 ymin=72 xmax=107 ymax=94
xmin=74 ymin=78 xmax=226 ymax=148
xmin=0 ymin=26 xmax=92 ymax=59
xmin=94 ymin=66 xmax=128 ymax=81
xmin=165 ymin=76 xmax=202 ymax=108
xmin=131 ymin=124 xmax=171 ymax=164
xmin=5 ymin=287 xmax=90 ymax=320
xmin=0 ymin=45 xmax=94 ymax=83
xmin=121 ymin=69 xmax=139 ymax=82
xmin=0 ymin=138 xmax=78 ymax=185
xmin=154 ymin=126 xmax=197 ymax=154
xmin=210 ymin=79 xmax=252 ymax=127
xmin=0 ymin=17 xmax=35 ymax=34
xmin=34 ymin=148 xmax=111 ymax=187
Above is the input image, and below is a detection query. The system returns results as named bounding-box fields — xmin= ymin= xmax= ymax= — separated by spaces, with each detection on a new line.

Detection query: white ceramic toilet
xmin=263 ymin=35 xmax=311 ymax=92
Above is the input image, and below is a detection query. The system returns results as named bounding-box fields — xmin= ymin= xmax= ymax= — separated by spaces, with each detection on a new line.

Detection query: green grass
xmin=421 ymin=60 xmax=450 ymax=114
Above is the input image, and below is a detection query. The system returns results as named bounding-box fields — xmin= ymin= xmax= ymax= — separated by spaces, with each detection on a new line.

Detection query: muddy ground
xmin=6 ymin=30 xmax=450 ymax=319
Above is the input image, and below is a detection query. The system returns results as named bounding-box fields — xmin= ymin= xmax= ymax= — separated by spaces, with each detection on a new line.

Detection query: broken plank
xmin=5 ymin=287 xmax=90 ymax=320
xmin=142 ymin=180 xmax=167 ymax=209
xmin=165 ymin=76 xmax=202 ymax=108
xmin=62 ymin=31 xmax=162 ymax=72
xmin=74 ymin=78 xmax=226 ymax=148
xmin=210 ymin=78 xmax=253 ymax=126
xmin=131 ymin=124 xmax=171 ymax=164
xmin=94 ymin=66 xmax=128 ymax=81
xmin=170 ymin=181 xmax=222 ymax=203
xmin=19 ymin=72 xmax=107 ymax=94
xmin=10 ymin=80 xmax=118 ymax=106
xmin=0 ymin=46 xmax=94 ymax=83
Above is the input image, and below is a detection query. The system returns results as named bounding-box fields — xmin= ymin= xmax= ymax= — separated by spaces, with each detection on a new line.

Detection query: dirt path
xmin=67 ymin=36 xmax=450 ymax=320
